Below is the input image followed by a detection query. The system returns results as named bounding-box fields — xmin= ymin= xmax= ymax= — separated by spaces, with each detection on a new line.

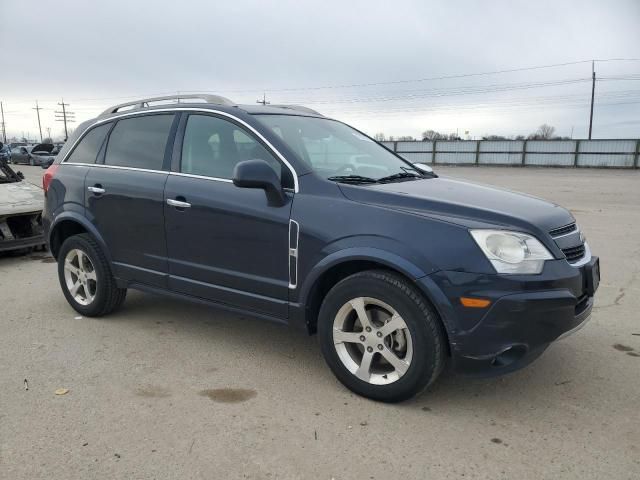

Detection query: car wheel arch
xmin=49 ymin=214 xmax=111 ymax=264
xmin=298 ymin=248 xmax=446 ymax=337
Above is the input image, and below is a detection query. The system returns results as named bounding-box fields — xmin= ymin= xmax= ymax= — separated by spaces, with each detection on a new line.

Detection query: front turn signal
xmin=460 ymin=297 xmax=491 ymax=308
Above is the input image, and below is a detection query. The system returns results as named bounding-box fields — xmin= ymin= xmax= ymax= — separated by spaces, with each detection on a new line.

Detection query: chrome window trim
xmin=170 ymin=171 xmax=233 ymax=183
xmin=60 ymin=107 xmax=300 ymax=192
xmin=61 ymin=162 xmax=167 ymax=175
xmin=61 ymin=163 xmax=297 ymax=190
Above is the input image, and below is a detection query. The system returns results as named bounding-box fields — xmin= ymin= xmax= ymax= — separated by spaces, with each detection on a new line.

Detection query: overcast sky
xmin=1 ymin=0 xmax=639 ymax=141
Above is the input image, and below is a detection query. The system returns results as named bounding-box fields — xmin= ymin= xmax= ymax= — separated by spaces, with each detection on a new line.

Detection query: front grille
xmin=549 ymin=223 xmax=577 ymax=237
xmin=562 ymin=244 xmax=586 ymax=263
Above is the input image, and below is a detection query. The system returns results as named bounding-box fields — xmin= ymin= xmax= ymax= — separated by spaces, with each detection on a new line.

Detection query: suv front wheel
xmin=57 ymin=233 xmax=127 ymax=316
xmin=318 ymin=270 xmax=446 ymax=402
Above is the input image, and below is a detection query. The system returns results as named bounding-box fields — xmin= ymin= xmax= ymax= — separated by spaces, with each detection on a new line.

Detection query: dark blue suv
xmin=42 ymin=94 xmax=599 ymax=402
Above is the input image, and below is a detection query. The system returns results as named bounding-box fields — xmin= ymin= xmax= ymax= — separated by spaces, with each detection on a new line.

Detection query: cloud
xmin=1 ymin=0 xmax=638 ymax=140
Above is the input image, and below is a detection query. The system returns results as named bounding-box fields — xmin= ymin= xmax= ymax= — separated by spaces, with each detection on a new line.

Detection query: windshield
xmin=254 ymin=115 xmax=419 ymax=182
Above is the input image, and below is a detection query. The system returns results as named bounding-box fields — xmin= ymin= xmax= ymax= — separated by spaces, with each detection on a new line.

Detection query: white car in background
xmin=0 ymin=159 xmax=45 ymax=253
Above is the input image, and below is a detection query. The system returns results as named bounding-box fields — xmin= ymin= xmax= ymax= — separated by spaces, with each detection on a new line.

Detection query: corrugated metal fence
xmin=380 ymin=139 xmax=640 ymax=168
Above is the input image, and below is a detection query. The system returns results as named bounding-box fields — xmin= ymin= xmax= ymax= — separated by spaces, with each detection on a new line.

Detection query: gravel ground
xmin=1 ymin=165 xmax=639 ymax=479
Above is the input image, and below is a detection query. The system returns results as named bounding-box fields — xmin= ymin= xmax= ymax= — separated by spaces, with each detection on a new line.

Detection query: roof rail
xmin=270 ymin=104 xmax=323 ymax=116
xmin=100 ymin=94 xmax=235 ymax=116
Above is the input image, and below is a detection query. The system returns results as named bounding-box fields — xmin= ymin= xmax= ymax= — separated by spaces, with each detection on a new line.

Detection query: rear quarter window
xmin=104 ymin=114 xmax=174 ymax=170
xmin=65 ymin=123 xmax=111 ymax=164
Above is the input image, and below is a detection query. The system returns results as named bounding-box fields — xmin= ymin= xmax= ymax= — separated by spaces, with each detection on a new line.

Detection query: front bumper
xmin=0 ymin=212 xmax=46 ymax=253
xmin=0 ymin=234 xmax=46 ymax=252
xmin=419 ymin=256 xmax=599 ymax=376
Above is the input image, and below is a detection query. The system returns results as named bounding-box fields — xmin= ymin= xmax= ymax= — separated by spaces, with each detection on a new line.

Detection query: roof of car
xmin=98 ymin=94 xmax=324 ymax=119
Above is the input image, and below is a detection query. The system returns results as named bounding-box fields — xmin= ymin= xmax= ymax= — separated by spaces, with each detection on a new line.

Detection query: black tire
xmin=57 ymin=233 xmax=127 ymax=316
xmin=318 ymin=270 xmax=446 ymax=403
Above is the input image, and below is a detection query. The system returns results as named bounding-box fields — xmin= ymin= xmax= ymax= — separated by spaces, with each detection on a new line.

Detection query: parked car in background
xmin=0 ymin=157 xmax=45 ymax=252
xmin=0 ymin=144 xmax=11 ymax=163
xmin=30 ymin=143 xmax=61 ymax=168
xmin=10 ymin=145 xmax=34 ymax=164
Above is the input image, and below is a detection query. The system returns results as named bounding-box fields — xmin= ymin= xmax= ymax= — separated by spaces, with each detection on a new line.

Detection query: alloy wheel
xmin=332 ymin=297 xmax=413 ymax=385
xmin=63 ymin=248 xmax=97 ymax=305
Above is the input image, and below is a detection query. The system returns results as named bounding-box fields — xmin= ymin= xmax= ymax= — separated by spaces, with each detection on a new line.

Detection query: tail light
xmin=43 ymin=164 xmax=60 ymax=193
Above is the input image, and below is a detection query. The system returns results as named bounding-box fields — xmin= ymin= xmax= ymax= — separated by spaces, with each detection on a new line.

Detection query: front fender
xmin=296 ymin=246 xmax=435 ymax=308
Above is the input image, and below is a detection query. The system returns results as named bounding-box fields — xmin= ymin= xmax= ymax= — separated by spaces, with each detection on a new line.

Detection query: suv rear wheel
xmin=57 ymin=234 xmax=127 ymax=316
xmin=318 ymin=270 xmax=446 ymax=402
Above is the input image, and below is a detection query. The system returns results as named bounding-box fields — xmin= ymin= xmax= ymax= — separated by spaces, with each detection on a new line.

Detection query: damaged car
xmin=36 ymin=144 xmax=63 ymax=169
xmin=26 ymin=143 xmax=60 ymax=167
xmin=0 ymin=159 xmax=45 ymax=252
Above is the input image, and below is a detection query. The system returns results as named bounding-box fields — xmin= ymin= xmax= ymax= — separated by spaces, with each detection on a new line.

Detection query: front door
xmin=164 ymin=113 xmax=293 ymax=318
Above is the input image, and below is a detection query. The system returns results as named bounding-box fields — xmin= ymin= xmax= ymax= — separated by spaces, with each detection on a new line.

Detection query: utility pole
xmin=33 ymin=100 xmax=43 ymax=142
xmin=55 ymin=99 xmax=75 ymax=141
xmin=0 ymin=101 xmax=6 ymax=144
xmin=256 ymin=92 xmax=270 ymax=106
xmin=588 ymin=61 xmax=596 ymax=140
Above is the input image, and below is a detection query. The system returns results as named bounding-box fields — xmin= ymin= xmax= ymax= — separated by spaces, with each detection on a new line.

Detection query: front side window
xmin=65 ymin=123 xmax=111 ymax=164
xmin=180 ymin=114 xmax=292 ymax=187
xmin=255 ymin=115 xmax=419 ymax=181
xmin=104 ymin=114 xmax=174 ymax=170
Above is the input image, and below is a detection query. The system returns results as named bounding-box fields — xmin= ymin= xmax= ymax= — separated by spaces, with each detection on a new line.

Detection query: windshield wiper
xmin=327 ymin=175 xmax=379 ymax=184
xmin=377 ymin=171 xmax=423 ymax=183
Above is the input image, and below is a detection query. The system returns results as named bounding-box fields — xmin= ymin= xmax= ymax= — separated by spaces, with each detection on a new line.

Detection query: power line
xmin=32 ymin=101 xmax=43 ymax=142
xmin=589 ymin=61 xmax=596 ymax=139
xmin=0 ymin=102 xmax=6 ymax=144
xmin=256 ymin=92 xmax=270 ymax=105
xmin=229 ymin=58 xmax=640 ymax=93
xmin=55 ymin=99 xmax=75 ymax=141
xmin=6 ymin=58 xmax=640 ymax=104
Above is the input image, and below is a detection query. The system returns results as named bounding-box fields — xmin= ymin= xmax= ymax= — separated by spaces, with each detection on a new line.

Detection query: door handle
xmin=87 ymin=186 xmax=105 ymax=194
xmin=167 ymin=198 xmax=191 ymax=209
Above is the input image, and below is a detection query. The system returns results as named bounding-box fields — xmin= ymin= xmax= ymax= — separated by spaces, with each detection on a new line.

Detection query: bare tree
xmin=421 ymin=129 xmax=446 ymax=141
xmin=482 ymin=135 xmax=507 ymax=140
xmin=397 ymin=135 xmax=415 ymax=141
xmin=373 ymin=133 xmax=386 ymax=141
xmin=528 ymin=124 xmax=556 ymax=140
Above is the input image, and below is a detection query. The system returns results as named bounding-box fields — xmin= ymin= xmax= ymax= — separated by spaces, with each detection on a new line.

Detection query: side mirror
xmin=413 ymin=162 xmax=436 ymax=175
xmin=233 ymin=159 xmax=287 ymax=206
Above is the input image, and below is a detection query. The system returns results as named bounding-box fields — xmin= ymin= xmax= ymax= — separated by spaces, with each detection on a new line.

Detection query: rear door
xmin=85 ymin=113 xmax=177 ymax=288
xmin=163 ymin=113 xmax=293 ymax=318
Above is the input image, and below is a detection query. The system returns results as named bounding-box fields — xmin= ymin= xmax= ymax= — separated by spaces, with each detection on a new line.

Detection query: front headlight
xmin=470 ymin=229 xmax=553 ymax=274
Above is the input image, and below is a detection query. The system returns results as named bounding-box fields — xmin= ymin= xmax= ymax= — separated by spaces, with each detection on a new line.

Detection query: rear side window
xmin=65 ymin=124 xmax=111 ymax=164
xmin=104 ymin=114 xmax=174 ymax=170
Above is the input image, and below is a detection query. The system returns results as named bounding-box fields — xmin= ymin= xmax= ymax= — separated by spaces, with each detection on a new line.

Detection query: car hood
xmin=0 ymin=181 xmax=44 ymax=215
xmin=339 ymin=176 xmax=574 ymax=235
xmin=31 ymin=143 xmax=55 ymax=155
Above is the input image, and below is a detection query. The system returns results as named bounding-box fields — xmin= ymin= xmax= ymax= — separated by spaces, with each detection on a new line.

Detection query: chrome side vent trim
xmin=288 ymin=220 xmax=299 ymax=289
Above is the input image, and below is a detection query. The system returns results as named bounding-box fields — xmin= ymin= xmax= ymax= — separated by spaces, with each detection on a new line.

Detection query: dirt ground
xmin=1 ymin=165 xmax=639 ymax=479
